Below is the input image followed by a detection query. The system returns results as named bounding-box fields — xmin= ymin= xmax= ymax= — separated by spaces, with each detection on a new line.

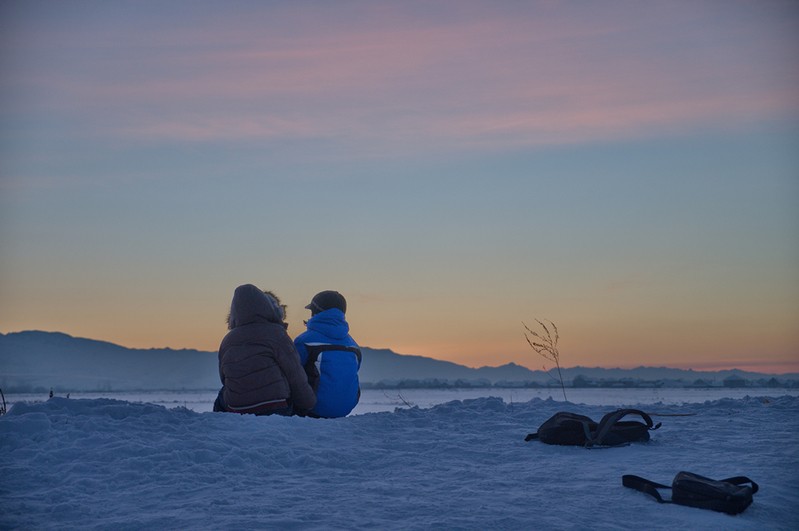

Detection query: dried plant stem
xmin=523 ymin=319 xmax=567 ymax=401
xmin=383 ymin=390 xmax=414 ymax=408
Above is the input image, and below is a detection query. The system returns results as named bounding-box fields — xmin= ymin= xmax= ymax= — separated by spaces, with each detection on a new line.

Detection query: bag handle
xmin=622 ymin=474 xmax=672 ymax=504
xmin=719 ymin=476 xmax=759 ymax=494
xmin=589 ymin=409 xmax=660 ymax=447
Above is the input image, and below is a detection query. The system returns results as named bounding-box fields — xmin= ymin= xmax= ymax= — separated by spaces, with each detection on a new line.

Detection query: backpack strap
xmin=622 ymin=474 xmax=672 ymax=504
xmin=305 ymin=344 xmax=362 ymax=364
xmin=589 ymin=409 xmax=660 ymax=447
xmin=303 ymin=344 xmax=362 ymax=391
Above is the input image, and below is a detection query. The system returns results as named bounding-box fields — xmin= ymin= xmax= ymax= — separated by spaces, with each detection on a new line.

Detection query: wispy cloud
xmin=4 ymin=2 xmax=797 ymax=152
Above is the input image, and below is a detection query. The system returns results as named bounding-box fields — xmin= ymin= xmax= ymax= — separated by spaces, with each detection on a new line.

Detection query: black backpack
xmin=525 ymin=408 xmax=661 ymax=447
xmin=623 ymin=472 xmax=759 ymax=515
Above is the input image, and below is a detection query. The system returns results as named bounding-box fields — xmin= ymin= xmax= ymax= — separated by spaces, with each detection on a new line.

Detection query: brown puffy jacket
xmin=218 ymin=284 xmax=316 ymax=412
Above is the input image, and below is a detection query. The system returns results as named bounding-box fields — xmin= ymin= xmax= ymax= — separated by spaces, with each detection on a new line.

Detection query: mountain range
xmin=1 ymin=331 xmax=796 ymax=393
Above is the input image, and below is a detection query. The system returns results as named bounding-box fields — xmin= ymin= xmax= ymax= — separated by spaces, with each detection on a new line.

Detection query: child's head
xmin=305 ymin=290 xmax=347 ymax=316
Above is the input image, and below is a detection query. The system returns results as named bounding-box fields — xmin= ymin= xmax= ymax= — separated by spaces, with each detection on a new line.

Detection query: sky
xmin=1 ymin=1 xmax=798 ymax=373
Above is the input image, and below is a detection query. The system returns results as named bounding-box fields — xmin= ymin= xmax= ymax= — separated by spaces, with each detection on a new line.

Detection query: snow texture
xmin=1 ymin=395 xmax=797 ymax=530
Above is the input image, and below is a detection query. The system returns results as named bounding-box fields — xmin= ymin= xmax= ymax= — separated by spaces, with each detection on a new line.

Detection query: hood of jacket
xmin=227 ymin=284 xmax=285 ymax=329
xmin=306 ymin=308 xmax=350 ymax=340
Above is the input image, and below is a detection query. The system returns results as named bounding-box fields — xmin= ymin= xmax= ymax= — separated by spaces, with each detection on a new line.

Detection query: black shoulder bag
xmin=622 ymin=472 xmax=759 ymax=515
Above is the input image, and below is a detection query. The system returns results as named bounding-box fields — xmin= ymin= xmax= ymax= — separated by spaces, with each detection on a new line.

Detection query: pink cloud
xmin=434 ymin=89 xmax=797 ymax=148
xmin=116 ymin=115 xmax=326 ymax=142
xmin=6 ymin=2 xmax=797 ymax=149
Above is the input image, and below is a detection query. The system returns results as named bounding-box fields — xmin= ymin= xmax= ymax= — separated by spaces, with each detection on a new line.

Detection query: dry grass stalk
xmin=523 ymin=319 xmax=567 ymax=401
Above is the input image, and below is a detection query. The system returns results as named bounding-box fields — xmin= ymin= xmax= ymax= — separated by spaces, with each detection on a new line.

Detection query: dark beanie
xmin=305 ymin=290 xmax=347 ymax=315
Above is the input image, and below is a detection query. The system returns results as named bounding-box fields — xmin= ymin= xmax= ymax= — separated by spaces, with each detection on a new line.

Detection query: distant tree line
xmin=4 ymin=376 xmax=796 ymax=395
xmin=362 ymin=376 xmax=799 ymax=390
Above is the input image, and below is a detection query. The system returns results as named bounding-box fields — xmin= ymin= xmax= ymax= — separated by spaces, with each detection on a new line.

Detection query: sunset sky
xmin=1 ymin=1 xmax=797 ymax=373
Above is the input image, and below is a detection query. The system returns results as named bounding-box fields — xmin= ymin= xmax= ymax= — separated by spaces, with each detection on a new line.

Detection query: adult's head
xmin=227 ymin=284 xmax=286 ymax=329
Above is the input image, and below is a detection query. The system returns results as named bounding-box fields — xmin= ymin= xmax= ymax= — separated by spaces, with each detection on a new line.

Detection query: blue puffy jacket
xmin=293 ymin=309 xmax=361 ymax=418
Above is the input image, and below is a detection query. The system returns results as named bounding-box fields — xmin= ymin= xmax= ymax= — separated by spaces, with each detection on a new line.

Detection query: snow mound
xmin=1 ymin=396 xmax=797 ymax=529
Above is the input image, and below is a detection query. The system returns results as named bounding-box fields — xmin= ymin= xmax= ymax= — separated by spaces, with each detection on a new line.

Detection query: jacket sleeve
xmin=217 ymin=338 xmax=227 ymax=386
xmin=276 ymin=333 xmax=316 ymax=412
xmin=293 ymin=334 xmax=309 ymax=364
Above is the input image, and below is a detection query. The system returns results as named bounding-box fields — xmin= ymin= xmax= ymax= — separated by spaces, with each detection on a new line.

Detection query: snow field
xmin=1 ymin=395 xmax=797 ymax=530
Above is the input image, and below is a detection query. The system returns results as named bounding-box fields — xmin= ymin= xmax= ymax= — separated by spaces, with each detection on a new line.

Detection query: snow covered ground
xmin=1 ymin=393 xmax=797 ymax=529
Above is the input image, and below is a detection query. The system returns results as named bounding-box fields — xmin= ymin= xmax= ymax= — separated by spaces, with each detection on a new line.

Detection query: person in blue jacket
xmin=294 ymin=290 xmax=361 ymax=418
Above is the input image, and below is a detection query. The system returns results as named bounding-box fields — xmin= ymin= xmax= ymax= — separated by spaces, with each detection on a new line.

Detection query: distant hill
xmin=0 ymin=331 xmax=219 ymax=392
xmin=358 ymin=347 xmax=539 ymax=384
xmin=1 ymin=331 xmax=796 ymax=392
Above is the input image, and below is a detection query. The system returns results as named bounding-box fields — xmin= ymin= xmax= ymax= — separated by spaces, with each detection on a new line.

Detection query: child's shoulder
xmin=293 ymin=328 xmax=318 ymax=343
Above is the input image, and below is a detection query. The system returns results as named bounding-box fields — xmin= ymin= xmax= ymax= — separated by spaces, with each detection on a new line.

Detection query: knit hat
xmin=305 ymin=290 xmax=347 ymax=315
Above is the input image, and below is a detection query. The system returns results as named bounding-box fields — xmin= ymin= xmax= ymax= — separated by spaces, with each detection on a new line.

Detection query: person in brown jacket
xmin=213 ymin=284 xmax=316 ymax=416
